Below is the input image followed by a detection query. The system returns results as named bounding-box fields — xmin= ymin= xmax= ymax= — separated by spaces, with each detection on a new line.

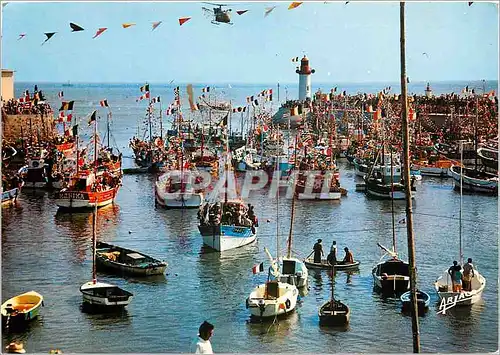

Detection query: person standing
xmin=194 ymin=321 xmax=214 ymax=354
xmin=448 ymin=261 xmax=462 ymax=292
xmin=327 ymin=241 xmax=337 ymax=265
xmin=313 ymin=239 xmax=324 ymax=264
xmin=462 ymin=258 xmax=475 ymax=292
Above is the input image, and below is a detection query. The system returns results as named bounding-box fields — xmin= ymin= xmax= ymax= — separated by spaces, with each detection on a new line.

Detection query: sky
xmin=1 ymin=1 xmax=498 ymax=83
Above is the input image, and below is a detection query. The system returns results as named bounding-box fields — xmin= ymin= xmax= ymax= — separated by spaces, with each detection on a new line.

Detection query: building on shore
xmin=2 ymin=69 xmax=15 ymax=101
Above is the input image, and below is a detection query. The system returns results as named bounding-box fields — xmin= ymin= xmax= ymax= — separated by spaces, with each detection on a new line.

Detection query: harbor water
xmin=1 ymin=82 xmax=498 ymax=353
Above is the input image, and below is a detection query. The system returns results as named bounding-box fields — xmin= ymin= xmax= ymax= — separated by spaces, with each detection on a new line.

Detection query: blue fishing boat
xmin=400 ymin=290 xmax=430 ymax=314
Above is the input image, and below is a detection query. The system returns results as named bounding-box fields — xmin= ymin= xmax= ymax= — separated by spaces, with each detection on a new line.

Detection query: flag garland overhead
xmin=236 ymin=10 xmax=248 ymax=15
xmin=122 ymin=23 xmax=136 ymax=28
xmin=152 ymin=21 xmax=162 ymax=31
xmin=179 ymin=17 xmax=191 ymax=26
xmin=41 ymin=32 xmax=56 ymax=46
xmin=93 ymin=28 xmax=107 ymax=39
xmin=70 ymin=22 xmax=84 ymax=32
xmin=17 ymin=34 xmax=26 ymax=40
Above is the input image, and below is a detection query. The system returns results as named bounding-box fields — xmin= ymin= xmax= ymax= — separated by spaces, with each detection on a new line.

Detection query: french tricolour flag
xmin=252 ymin=262 xmax=264 ymax=274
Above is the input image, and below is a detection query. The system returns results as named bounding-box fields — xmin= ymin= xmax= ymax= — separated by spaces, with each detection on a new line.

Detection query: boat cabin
xmin=264 ymin=281 xmax=282 ymax=299
xmin=376 ymin=258 xmax=410 ymax=277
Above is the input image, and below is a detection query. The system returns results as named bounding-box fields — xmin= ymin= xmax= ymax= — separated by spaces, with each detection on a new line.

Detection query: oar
xmin=305 ymin=250 xmax=314 ymax=260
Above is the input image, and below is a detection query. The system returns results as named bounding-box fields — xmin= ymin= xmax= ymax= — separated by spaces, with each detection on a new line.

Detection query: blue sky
xmin=1 ymin=1 xmax=498 ymax=83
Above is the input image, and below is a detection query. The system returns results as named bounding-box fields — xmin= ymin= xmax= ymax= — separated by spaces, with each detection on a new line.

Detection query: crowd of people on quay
xmin=198 ymin=202 xmax=258 ymax=228
xmin=2 ymin=85 xmax=53 ymax=116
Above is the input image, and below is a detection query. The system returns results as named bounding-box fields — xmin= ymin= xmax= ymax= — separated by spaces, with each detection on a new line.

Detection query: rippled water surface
xmin=1 ymin=82 xmax=498 ymax=353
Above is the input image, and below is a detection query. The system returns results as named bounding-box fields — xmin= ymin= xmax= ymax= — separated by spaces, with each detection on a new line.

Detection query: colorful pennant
xmin=288 ymin=2 xmax=303 ymax=10
xmin=264 ymin=6 xmax=276 ymax=17
xmin=41 ymin=32 xmax=56 ymax=46
xmin=99 ymin=99 xmax=109 ymax=107
xmin=236 ymin=10 xmax=248 ymax=15
xmin=70 ymin=22 xmax=84 ymax=32
xmin=122 ymin=23 xmax=136 ymax=29
xmin=179 ymin=17 xmax=191 ymax=26
xmin=93 ymin=28 xmax=107 ymax=39
xmin=152 ymin=21 xmax=162 ymax=31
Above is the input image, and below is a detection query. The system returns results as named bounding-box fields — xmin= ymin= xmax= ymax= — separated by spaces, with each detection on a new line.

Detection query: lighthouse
xmin=296 ymin=55 xmax=315 ymax=101
xmin=425 ymin=82 xmax=433 ymax=98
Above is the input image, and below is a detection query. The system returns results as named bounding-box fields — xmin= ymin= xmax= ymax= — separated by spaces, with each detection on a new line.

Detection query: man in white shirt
xmin=194 ymin=321 xmax=214 ymax=354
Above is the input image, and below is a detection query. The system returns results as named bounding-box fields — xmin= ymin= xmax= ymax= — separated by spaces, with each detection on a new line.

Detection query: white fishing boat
xmin=434 ymin=141 xmax=486 ymax=306
xmin=246 ymin=248 xmax=299 ymax=319
xmin=155 ymin=170 xmax=204 ymax=209
xmin=449 ymin=165 xmax=498 ymax=195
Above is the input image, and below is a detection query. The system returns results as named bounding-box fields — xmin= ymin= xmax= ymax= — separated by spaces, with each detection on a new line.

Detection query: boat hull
xmin=199 ymin=225 xmax=257 ymax=252
xmin=155 ymin=190 xmax=203 ymax=209
xmin=318 ymin=300 xmax=350 ymax=326
xmin=1 ymin=291 xmax=43 ymax=327
xmin=247 ymin=282 xmax=298 ymax=318
xmin=400 ymin=290 xmax=430 ymax=314
xmin=304 ymin=258 xmax=360 ymax=271
xmin=80 ymin=282 xmax=133 ymax=308
xmin=372 ymin=259 xmax=410 ymax=293
xmin=2 ymin=188 xmax=20 ymax=205
xmin=434 ymin=270 xmax=486 ymax=306
xmin=55 ymin=188 xmax=119 ymax=210
xmin=449 ymin=166 xmax=498 ymax=194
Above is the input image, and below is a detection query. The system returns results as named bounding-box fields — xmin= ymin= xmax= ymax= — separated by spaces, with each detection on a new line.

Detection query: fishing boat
xmin=1 ymin=291 xmax=44 ymax=327
xmin=155 ymin=170 xmax=204 ymax=209
xmin=80 ymin=183 xmax=133 ymax=309
xmin=372 ymin=242 xmax=410 ymax=294
xmin=293 ymin=170 xmax=342 ymax=200
xmin=411 ymin=158 xmax=454 ymax=178
xmin=477 ymin=147 xmax=498 ymax=171
xmin=1 ymin=185 xmax=21 ymax=205
xmin=22 ymin=150 xmax=49 ymax=189
xmin=434 ymin=141 xmax=486 ymax=306
xmin=96 ymin=241 xmax=167 ymax=276
xmin=400 ymin=290 xmax=430 ymax=314
xmin=304 ymin=258 xmax=360 ymax=271
xmin=449 ymin=165 xmax=498 ymax=194
xmin=246 ymin=248 xmax=299 ymax=319
xmin=319 ymin=263 xmax=350 ymax=326
xmin=55 ymin=112 xmax=121 ymax=210
xmin=353 ymin=157 xmax=372 ymax=177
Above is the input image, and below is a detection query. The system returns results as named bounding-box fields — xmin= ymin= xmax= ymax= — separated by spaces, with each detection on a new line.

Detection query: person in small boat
xmin=193 ymin=320 xmax=214 ymax=354
xmin=327 ymin=241 xmax=337 ymax=265
xmin=313 ymin=239 xmax=324 ymax=263
xmin=5 ymin=342 xmax=26 ymax=354
xmin=448 ymin=261 xmax=463 ymax=292
xmin=341 ymin=247 xmax=354 ymax=264
xmin=462 ymin=258 xmax=475 ymax=292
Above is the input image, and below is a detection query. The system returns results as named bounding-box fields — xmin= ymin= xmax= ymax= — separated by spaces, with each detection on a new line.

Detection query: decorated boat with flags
xmin=155 ymin=169 xmax=204 ymax=209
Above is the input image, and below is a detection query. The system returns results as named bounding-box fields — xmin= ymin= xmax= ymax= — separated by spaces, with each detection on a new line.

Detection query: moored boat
xmin=304 ymin=258 xmax=360 ymax=271
xmin=449 ymin=165 xmax=498 ymax=194
xmin=246 ymin=280 xmax=298 ymax=319
xmin=477 ymin=147 xmax=498 ymax=171
xmin=80 ymin=281 xmax=133 ymax=308
xmin=319 ymin=299 xmax=350 ymax=326
xmin=1 ymin=186 xmax=21 ymax=205
xmin=400 ymin=290 xmax=430 ymax=314
xmin=155 ymin=170 xmax=204 ymax=209
xmin=96 ymin=241 xmax=167 ymax=276
xmin=1 ymin=291 xmax=44 ymax=327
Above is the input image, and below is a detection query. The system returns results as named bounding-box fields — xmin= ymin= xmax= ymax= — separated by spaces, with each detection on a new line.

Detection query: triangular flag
xmin=70 ymin=22 xmax=84 ymax=32
xmin=236 ymin=10 xmax=248 ymax=15
xmin=468 ymin=2 xmax=473 ymax=6
xmin=122 ymin=23 xmax=136 ymax=29
xmin=152 ymin=21 xmax=162 ymax=31
xmin=252 ymin=262 xmax=264 ymax=274
xmin=345 ymin=1 xmax=350 ymax=4
xmin=87 ymin=110 xmax=97 ymax=126
xmin=288 ymin=2 xmax=303 ymax=10
xmin=179 ymin=17 xmax=191 ymax=26
xmin=93 ymin=28 xmax=107 ymax=39
xmin=17 ymin=34 xmax=26 ymax=40
xmin=264 ymin=6 xmax=276 ymax=17
xmin=41 ymin=32 xmax=56 ymax=46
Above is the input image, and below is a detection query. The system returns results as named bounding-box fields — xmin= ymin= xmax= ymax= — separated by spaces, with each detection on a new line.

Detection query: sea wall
xmin=2 ymin=113 xmax=57 ymax=144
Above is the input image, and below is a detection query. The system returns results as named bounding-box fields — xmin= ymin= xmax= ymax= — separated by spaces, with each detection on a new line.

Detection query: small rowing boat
xmin=1 ymin=291 xmax=44 ymax=327
xmin=304 ymin=258 xmax=360 ymax=271
xmin=96 ymin=242 xmax=167 ymax=276
xmin=400 ymin=290 xmax=430 ymax=314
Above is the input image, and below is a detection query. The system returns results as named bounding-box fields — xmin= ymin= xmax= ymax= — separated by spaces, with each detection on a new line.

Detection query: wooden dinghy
xmin=304 ymin=258 xmax=360 ymax=271
xmin=400 ymin=290 xmax=430 ymax=314
xmin=1 ymin=291 xmax=43 ymax=327
xmin=96 ymin=242 xmax=168 ymax=276
xmin=318 ymin=299 xmax=350 ymax=326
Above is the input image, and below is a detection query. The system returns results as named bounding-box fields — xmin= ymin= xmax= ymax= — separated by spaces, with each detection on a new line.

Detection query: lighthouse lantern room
xmin=296 ymin=55 xmax=315 ymax=101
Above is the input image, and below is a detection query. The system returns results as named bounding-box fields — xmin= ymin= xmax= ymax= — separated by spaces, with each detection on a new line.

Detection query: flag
xmin=140 ymin=84 xmax=150 ymax=92
xmin=87 ymin=110 xmax=97 ymax=126
xmin=468 ymin=1 xmax=473 ymax=5
xmin=252 ymin=262 xmax=264 ymax=274
xmin=122 ymin=23 xmax=136 ymax=28
xmin=264 ymin=6 xmax=276 ymax=17
xmin=17 ymin=34 xmax=26 ymax=40
xmin=292 ymin=57 xmax=299 ymax=62
xmin=151 ymin=96 xmax=161 ymax=104
xmin=288 ymin=2 xmax=303 ymax=10
xmin=179 ymin=17 xmax=191 ymax=26
xmin=93 ymin=28 xmax=107 ymax=39
xmin=58 ymin=91 xmax=64 ymax=99
xmin=136 ymin=92 xmax=150 ymax=102
xmin=70 ymin=22 xmax=84 ymax=32
xmin=186 ymin=84 xmax=199 ymax=112
xmin=253 ymin=99 xmax=259 ymax=106
xmin=41 ymin=32 xmax=56 ymax=46
xmin=407 ymin=76 xmax=410 ymax=83
xmin=100 ymin=99 xmax=109 ymax=107
xmin=202 ymin=86 xmax=211 ymax=93
xmin=398 ymin=218 xmax=406 ymax=224
xmin=236 ymin=10 xmax=248 ymax=15
xmin=152 ymin=21 xmax=162 ymax=31
xmin=72 ymin=124 xmax=78 ymax=137
xmin=59 ymin=101 xmax=74 ymax=111
xmin=219 ymin=114 xmax=228 ymax=127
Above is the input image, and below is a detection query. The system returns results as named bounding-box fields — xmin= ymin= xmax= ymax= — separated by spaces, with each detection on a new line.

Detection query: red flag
xmin=179 ymin=17 xmax=191 ymax=26
xmin=93 ymin=28 xmax=107 ymax=39
xmin=236 ymin=10 xmax=248 ymax=15
xmin=252 ymin=262 xmax=264 ymax=274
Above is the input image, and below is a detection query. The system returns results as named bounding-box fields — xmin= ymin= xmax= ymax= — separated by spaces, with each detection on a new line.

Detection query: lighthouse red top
xmin=296 ymin=55 xmax=315 ymax=75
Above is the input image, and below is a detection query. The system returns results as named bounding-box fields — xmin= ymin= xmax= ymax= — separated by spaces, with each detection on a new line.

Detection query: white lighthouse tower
xmin=296 ymin=55 xmax=315 ymax=101
xmin=425 ymin=82 xmax=433 ymax=98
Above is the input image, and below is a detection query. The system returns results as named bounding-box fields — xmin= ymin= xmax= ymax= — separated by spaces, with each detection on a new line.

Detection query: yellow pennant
xmin=288 ymin=2 xmax=303 ymax=10
xmin=122 ymin=23 xmax=136 ymax=29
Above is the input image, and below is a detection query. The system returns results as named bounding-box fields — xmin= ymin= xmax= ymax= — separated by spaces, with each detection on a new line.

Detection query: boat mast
xmin=459 ymin=141 xmax=463 ymax=265
xmin=276 ymin=125 xmax=280 ymax=261
xmin=474 ymin=96 xmax=478 ymax=171
xmin=148 ymin=84 xmax=153 ymax=143
xmin=92 ymin=112 xmax=98 ymax=284
xmin=287 ymin=134 xmax=299 ymax=259
xmin=159 ymin=99 xmax=163 ymax=142
xmin=390 ymin=150 xmax=396 ymax=255
xmin=400 ymin=2 xmax=421 ymax=352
